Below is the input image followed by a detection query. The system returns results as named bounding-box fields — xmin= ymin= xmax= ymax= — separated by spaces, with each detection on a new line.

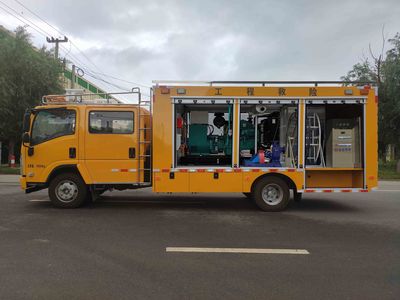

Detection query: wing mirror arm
xmin=22 ymin=132 xmax=30 ymax=147
xmin=22 ymin=132 xmax=34 ymax=156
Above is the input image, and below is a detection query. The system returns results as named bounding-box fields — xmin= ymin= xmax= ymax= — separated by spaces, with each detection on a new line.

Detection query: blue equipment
xmin=244 ymin=141 xmax=284 ymax=167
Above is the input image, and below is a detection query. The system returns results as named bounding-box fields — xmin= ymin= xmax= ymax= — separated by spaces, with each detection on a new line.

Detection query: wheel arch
xmin=251 ymin=173 xmax=297 ymax=194
xmin=46 ymin=164 xmax=84 ymax=185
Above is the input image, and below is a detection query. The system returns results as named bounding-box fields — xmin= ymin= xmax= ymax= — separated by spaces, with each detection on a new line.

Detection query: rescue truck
xmin=19 ymin=81 xmax=378 ymax=211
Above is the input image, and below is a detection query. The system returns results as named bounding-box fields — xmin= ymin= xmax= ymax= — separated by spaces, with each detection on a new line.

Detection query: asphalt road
xmin=0 ymin=182 xmax=399 ymax=300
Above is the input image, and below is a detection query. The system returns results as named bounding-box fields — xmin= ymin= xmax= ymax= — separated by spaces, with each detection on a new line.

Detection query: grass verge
xmin=0 ymin=165 xmax=20 ymax=175
xmin=379 ymin=160 xmax=400 ymax=180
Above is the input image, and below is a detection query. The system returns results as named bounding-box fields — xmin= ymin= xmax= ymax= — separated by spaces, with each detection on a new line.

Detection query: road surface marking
xmin=166 ymin=247 xmax=310 ymax=255
xmin=29 ymin=199 xmax=49 ymax=202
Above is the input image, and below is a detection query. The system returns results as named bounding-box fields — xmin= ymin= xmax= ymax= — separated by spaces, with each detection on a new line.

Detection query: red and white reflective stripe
xmin=111 ymin=169 xmax=136 ymax=173
xmin=152 ymin=168 xmax=301 ymax=173
xmin=300 ymin=188 xmax=369 ymax=193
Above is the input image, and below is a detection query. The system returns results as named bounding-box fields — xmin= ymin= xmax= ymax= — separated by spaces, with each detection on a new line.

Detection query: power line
xmin=81 ymin=68 xmax=151 ymax=88
xmin=11 ymin=0 xmax=105 ymax=75
xmin=5 ymin=0 xmax=103 ymax=74
xmin=1 ymin=1 xmax=151 ymax=93
xmin=13 ymin=0 xmax=64 ymax=36
xmin=0 ymin=1 xmax=49 ymax=38
xmin=0 ymin=6 xmax=49 ymax=41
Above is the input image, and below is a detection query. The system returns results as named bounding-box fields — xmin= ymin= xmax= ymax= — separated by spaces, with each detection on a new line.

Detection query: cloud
xmin=1 ymin=0 xmax=400 ymax=98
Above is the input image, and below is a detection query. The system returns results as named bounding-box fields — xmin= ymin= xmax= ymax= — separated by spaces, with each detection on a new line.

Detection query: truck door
xmin=27 ymin=108 xmax=78 ymax=183
xmin=84 ymin=108 xmax=138 ymax=183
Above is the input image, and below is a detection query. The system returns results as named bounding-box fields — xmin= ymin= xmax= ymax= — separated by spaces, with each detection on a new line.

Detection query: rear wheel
xmin=294 ymin=191 xmax=302 ymax=202
xmin=252 ymin=177 xmax=290 ymax=211
xmin=48 ymin=173 xmax=87 ymax=208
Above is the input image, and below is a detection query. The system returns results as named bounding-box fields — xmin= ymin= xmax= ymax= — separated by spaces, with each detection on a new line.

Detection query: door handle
xmin=69 ymin=147 xmax=76 ymax=158
xmin=129 ymin=147 xmax=136 ymax=158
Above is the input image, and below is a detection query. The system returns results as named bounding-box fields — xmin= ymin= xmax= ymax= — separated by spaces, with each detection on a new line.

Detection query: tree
xmin=341 ymin=60 xmax=377 ymax=83
xmin=380 ymin=34 xmax=400 ymax=159
xmin=0 ymin=26 xmax=63 ymax=163
xmin=341 ymin=33 xmax=400 ymax=160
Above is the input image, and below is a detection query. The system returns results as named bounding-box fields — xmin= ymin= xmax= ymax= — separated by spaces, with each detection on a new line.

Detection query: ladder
xmin=305 ymin=113 xmax=325 ymax=167
xmin=285 ymin=111 xmax=298 ymax=168
xmin=133 ymin=87 xmax=152 ymax=186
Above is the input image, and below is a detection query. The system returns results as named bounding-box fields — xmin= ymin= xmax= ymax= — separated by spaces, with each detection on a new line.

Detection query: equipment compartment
xmin=174 ymin=103 xmax=233 ymax=167
xmin=305 ymin=104 xmax=364 ymax=169
xmin=239 ymin=102 xmax=298 ymax=168
xmin=305 ymin=169 xmax=364 ymax=188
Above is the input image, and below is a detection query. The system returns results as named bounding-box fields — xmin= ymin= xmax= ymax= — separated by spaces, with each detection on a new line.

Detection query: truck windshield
xmin=31 ymin=109 xmax=76 ymax=145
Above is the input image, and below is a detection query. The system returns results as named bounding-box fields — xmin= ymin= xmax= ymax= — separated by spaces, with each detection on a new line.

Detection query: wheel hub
xmin=261 ymin=183 xmax=283 ymax=205
xmin=56 ymin=181 xmax=78 ymax=203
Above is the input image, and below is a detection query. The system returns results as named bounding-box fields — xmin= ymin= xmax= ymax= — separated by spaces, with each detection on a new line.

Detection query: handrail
xmin=41 ymin=88 xmax=142 ymax=105
xmin=152 ymin=80 xmax=377 ymax=87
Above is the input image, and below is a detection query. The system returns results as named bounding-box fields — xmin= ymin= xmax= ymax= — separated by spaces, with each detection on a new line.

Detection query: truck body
xmin=20 ymin=82 xmax=378 ymax=211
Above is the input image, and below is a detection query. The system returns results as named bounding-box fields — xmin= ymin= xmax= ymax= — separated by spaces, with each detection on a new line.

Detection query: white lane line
xmin=166 ymin=247 xmax=310 ymax=255
xmin=29 ymin=199 xmax=50 ymax=202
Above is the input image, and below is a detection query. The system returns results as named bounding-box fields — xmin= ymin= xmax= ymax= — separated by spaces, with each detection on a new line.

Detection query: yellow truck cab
xmin=20 ymin=82 xmax=378 ymax=211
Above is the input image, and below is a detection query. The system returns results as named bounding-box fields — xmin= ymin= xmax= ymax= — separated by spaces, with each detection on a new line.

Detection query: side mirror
xmin=22 ymin=132 xmax=30 ymax=144
xmin=28 ymin=147 xmax=34 ymax=156
xmin=22 ymin=110 xmax=31 ymax=132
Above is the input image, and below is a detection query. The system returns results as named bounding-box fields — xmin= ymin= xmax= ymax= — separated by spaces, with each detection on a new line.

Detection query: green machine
xmin=188 ymin=120 xmax=254 ymax=156
xmin=239 ymin=119 xmax=255 ymax=153
xmin=188 ymin=124 xmax=210 ymax=154
xmin=188 ymin=124 xmax=232 ymax=155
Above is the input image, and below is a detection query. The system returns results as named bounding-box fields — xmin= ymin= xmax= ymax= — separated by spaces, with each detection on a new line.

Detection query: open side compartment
xmin=304 ymin=103 xmax=365 ymax=188
xmin=174 ymin=102 xmax=233 ymax=167
xmin=238 ymin=101 xmax=298 ymax=168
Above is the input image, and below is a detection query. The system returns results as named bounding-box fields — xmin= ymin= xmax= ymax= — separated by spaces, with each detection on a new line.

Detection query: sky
xmin=1 ymin=0 xmax=400 ymax=98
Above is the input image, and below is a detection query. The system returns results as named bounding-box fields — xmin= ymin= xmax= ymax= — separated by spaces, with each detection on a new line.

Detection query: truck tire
xmin=243 ymin=192 xmax=253 ymax=200
xmin=48 ymin=173 xmax=87 ymax=208
xmin=252 ymin=177 xmax=290 ymax=212
xmin=294 ymin=191 xmax=302 ymax=202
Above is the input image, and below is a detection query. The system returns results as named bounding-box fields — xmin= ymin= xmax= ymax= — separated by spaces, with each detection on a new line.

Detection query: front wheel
xmin=252 ymin=177 xmax=290 ymax=211
xmin=48 ymin=173 xmax=88 ymax=208
xmin=243 ymin=192 xmax=253 ymax=200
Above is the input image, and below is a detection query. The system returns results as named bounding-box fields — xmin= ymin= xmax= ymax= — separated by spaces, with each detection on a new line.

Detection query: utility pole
xmin=71 ymin=64 xmax=76 ymax=89
xmin=46 ymin=36 xmax=68 ymax=59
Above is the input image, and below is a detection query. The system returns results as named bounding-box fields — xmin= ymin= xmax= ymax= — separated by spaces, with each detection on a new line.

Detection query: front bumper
xmin=20 ymin=177 xmax=47 ymax=193
xmin=20 ymin=176 xmax=27 ymax=190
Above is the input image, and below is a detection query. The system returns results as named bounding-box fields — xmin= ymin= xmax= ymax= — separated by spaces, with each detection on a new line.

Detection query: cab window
xmin=31 ymin=109 xmax=76 ymax=145
xmin=89 ymin=111 xmax=134 ymax=134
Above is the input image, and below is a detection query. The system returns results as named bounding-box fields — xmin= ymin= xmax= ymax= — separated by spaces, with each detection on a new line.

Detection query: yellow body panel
xmin=154 ymin=172 xmax=189 ymax=192
xmin=189 ymin=172 xmax=243 ymax=193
